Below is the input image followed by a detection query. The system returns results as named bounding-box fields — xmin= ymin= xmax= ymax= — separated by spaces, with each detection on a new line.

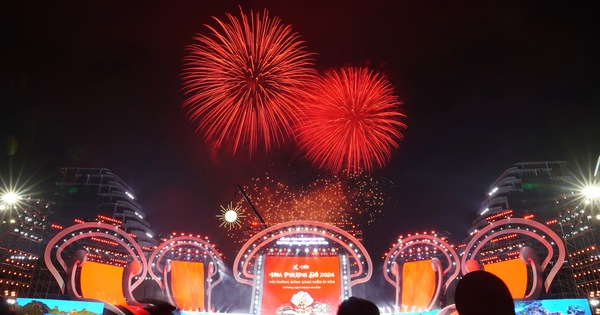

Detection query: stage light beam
xmin=2 ymin=192 xmax=20 ymax=204
xmin=217 ymin=203 xmax=246 ymax=230
xmin=583 ymin=184 xmax=600 ymax=204
xmin=225 ymin=210 xmax=238 ymax=223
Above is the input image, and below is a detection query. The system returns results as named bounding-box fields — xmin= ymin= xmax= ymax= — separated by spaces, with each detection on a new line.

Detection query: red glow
xmin=90 ymin=237 xmax=119 ymax=246
xmin=182 ymin=7 xmax=316 ymax=156
xmin=97 ymin=215 xmax=122 ymax=225
xmin=486 ymin=210 xmax=513 ymax=222
xmin=296 ymin=67 xmax=406 ymax=175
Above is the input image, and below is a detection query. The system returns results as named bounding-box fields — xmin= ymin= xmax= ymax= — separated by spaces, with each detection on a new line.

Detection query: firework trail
xmin=182 ymin=7 xmax=316 ymax=156
xmin=296 ymin=67 xmax=407 ymax=175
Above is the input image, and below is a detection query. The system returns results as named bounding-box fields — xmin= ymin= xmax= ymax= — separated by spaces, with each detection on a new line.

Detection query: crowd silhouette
xmin=454 ymin=270 xmax=515 ymax=315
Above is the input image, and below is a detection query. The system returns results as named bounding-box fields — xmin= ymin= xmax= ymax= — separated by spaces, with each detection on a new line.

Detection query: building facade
xmin=465 ymin=161 xmax=578 ymax=299
xmin=54 ymin=167 xmax=158 ymax=250
xmin=0 ymin=194 xmax=51 ymax=299
xmin=557 ymin=182 xmax=600 ymax=313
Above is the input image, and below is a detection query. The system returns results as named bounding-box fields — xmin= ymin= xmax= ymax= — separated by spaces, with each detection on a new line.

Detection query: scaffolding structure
xmin=559 ymin=196 xmax=600 ymax=313
xmin=0 ymin=196 xmax=50 ymax=299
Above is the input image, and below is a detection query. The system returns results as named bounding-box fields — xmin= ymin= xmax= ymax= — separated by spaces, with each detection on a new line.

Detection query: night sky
xmin=2 ymin=1 xmax=600 ymax=262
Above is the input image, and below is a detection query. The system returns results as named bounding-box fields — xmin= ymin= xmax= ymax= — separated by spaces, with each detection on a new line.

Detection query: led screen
xmin=483 ymin=258 xmax=527 ymax=299
xmin=170 ymin=260 xmax=205 ymax=311
xmin=400 ymin=260 xmax=436 ymax=313
xmin=514 ymin=298 xmax=592 ymax=315
xmin=394 ymin=298 xmax=592 ymax=315
xmin=398 ymin=311 xmax=441 ymax=315
xmin=80 ymin=260 xmax=127 ymax=305
xmin=16 ymin=298 xmax=104 ymax=315
xmin=261 ymin=256 xmax=341 ymax=315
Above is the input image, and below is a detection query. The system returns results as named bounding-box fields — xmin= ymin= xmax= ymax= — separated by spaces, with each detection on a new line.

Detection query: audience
xmin=454 ymin=270 xmax=515 ymax=315
xmin=337 ymin=296 xmax=380 ymax=315
xmin=0 ymin=297 xmax=15 ymax=315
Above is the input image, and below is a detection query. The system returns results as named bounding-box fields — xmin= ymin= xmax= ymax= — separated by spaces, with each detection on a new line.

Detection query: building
xmin=557 ymin=173 xmax=600 ymax=313
xmin=470 ymin=161 xmax=571 ymax=232
xmin=465 ymin=161 xmax=577 ymax=299
xmin=0 ymin=193 xmax=51 ymax=298
xmin=54 ymin=167 xmax=158 ymax=251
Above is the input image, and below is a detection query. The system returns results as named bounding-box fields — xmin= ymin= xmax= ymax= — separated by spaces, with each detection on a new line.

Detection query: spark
xmin=227 ymin=171 xmax=391 ymax=242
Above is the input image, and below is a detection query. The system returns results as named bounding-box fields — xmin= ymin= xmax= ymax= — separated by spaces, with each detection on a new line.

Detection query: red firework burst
xmin=182 ymin=8 xmax=316 ymax=155
xmin=296 ymin=67 xmax=407 ymax=175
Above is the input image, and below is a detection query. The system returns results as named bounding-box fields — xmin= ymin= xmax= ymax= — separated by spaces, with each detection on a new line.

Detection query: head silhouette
xmin=337 ymin=296 xmax=379 ymax=315
xmin=454 ymin=270 xmax=515 ymax=315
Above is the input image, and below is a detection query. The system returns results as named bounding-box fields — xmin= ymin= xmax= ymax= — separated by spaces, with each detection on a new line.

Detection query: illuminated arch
xmin=461 ymin=218 xmax=566 ymax=297
xmin=148 ymin=234 xmax=225 ymax=312
xmin=44 ymin=222 xmax=148 ymax=315
xmin=234 ymin=220 xmax=372 ymax=287
xmin=383 ymin=232 xmax=460 ymax=312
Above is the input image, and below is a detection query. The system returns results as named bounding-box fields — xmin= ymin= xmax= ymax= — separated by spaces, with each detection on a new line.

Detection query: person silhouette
xmin=0 ymin=297 xmax=15 ymax=315
xmin=337 ymin=296 xmax=380 ymax=315
xmin=454 ymin=270 xmax=515 ymax=315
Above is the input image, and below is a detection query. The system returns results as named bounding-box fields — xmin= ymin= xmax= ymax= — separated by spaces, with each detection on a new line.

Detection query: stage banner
xmin=80 ymin=261 xmax=127 ymax=305
xmin=171 ymin=260 xmax=206 ymax=311
xmin=261 ymin=256 xmax=342 ymax=315
xmin=401 ymin=260 xmax=436 ymax=312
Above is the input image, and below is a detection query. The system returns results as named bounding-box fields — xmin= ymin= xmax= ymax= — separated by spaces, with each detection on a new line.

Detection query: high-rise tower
xmin=54 ymin=167 xmax=157 ymax=250
xmin=465 ymin=161 xmax=576 ymax=299
xmin=0 ymin=193 xmax=50 ymax=298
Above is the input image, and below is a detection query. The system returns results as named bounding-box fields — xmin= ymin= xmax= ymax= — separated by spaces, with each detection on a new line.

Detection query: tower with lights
xmin=0 ymin=192 xmax=51 ymax=299
xmin=556 ymin=157 xmax=600 ymax=313
xmin=465 ymin=161 xmax=576 ymax=300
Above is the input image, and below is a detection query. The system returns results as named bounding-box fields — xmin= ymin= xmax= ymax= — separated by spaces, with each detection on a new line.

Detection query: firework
xmin=296 ymin=67 xmax=407 ymax=175
xmin=182 ymin=7 xmax=317 ymax=155
xmin=224 ymin=172 xmax=390 ymax=242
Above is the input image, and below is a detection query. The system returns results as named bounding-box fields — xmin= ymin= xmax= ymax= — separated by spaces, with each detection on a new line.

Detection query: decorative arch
xmin=44 ymin=222 xmax=148 ymax=315
xmin=148 ymin=234 xmax=225 ymax=312
xmin=233 ymin=220 xmax=372 ymax=288
xmin=383 ymin=231 xmax=460 ymax=312
xmin=461 ymin=218 xmax=566 ymax=297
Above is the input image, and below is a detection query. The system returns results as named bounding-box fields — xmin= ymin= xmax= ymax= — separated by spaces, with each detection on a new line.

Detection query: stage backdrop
xmin=261 ymin=256 xmax=342 ymax=315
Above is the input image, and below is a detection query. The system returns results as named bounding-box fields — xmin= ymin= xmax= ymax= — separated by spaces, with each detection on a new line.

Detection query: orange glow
xmin=80 ymin=261 xmax=126 ymax=305
xmin=401 ymin=260 xmax=435 ymax=312
xmin=484 ymin=258 xmax=527 ymax=298
xmin=170 ymin=261 xmax=205 ymax=311
xmin=262 ymin=256 xmax=341 ymax=315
